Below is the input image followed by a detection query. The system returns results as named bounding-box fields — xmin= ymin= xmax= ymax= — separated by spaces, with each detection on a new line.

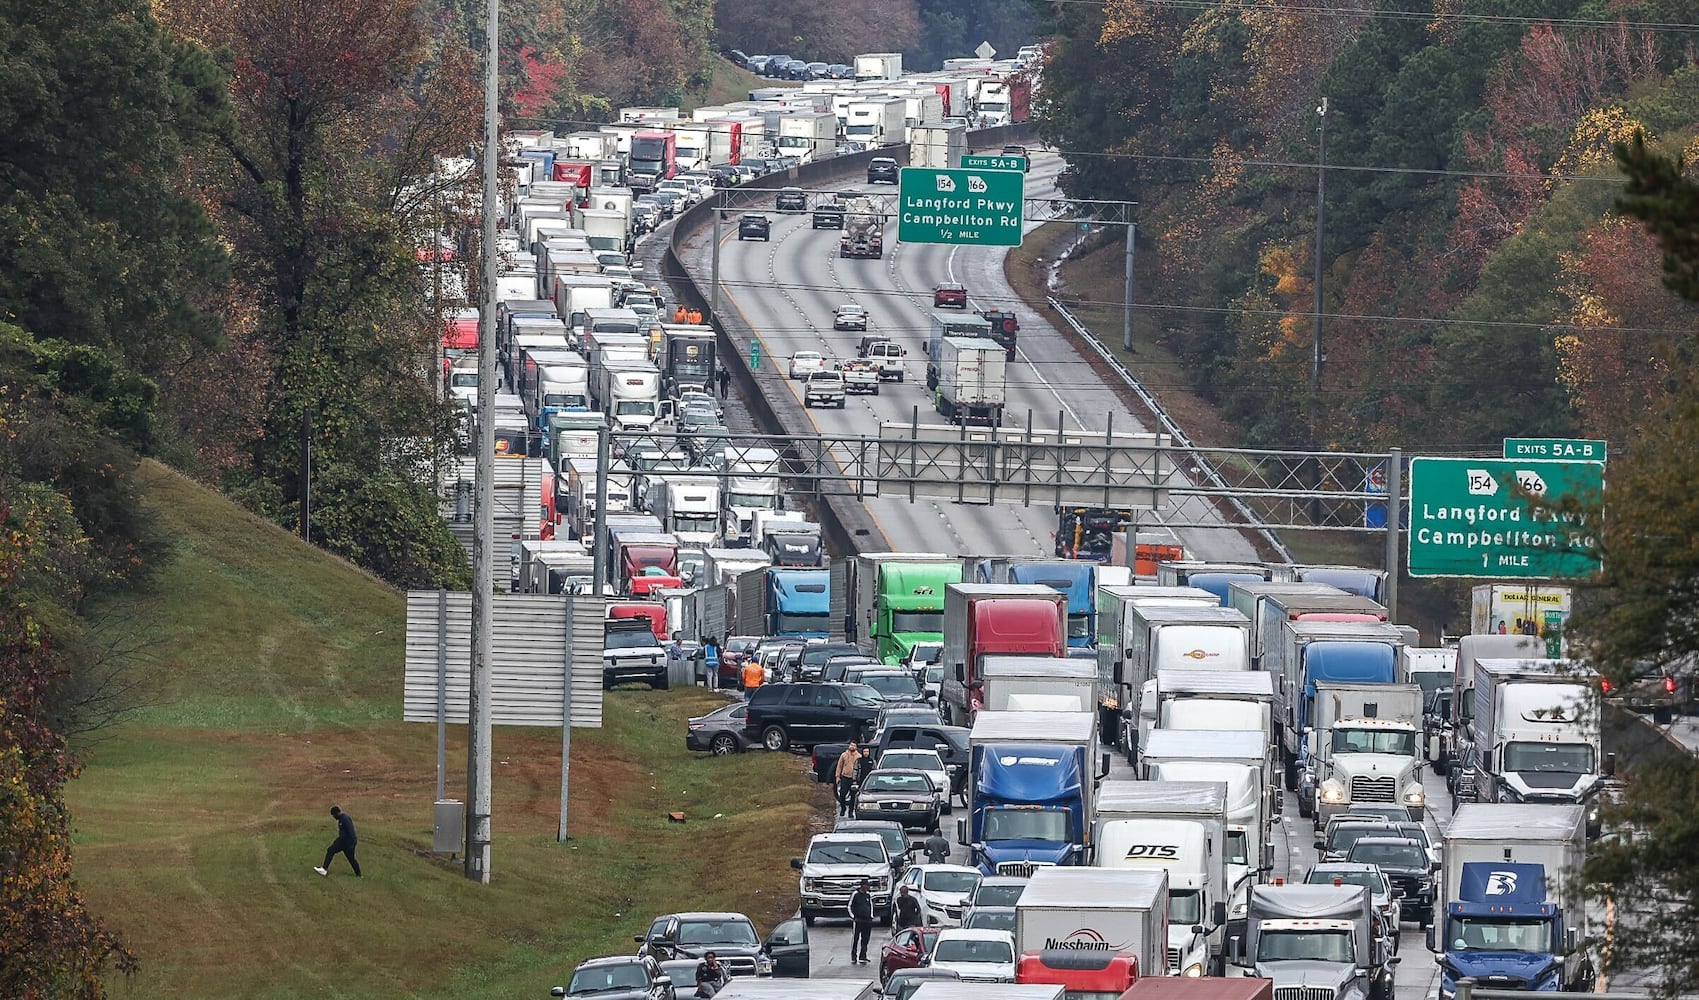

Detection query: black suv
xmin=635 ymin=910 xmax=809 ymax=979
xmin=745 ymin=682 xmax=881 ymax=752
xmin=775 ymin=187 xmax=808 ymax=212
xmin=867 ymin=157 xmax=899 ymax=184
xmin=738 ymin=213 xmax=771 ymax=240
xmin=1347 ymin=836 xmax=1437 ymax=926
xmin=797 ymin=642 xmax=863 ymax=681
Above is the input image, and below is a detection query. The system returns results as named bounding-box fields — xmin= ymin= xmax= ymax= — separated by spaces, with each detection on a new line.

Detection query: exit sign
xmin=1503 ymin=438 xmax=1607 ymax=463
xmin=961 ymin=153 xmax=1028 ymax=172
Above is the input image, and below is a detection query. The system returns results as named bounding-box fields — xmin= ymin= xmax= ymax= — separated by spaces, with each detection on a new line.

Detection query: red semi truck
xmin=608 ymin=528 xmax=683 ymax=596
xmin=1017 ymin=950 xmax=1139 ymax=1000
xmin=938 ymin=582 xmax=1067 ymax=727
xmin=607 ymin=602 xmax=668 ymax=641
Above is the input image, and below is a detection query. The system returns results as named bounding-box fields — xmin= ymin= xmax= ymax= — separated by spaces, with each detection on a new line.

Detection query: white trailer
xmin=910 ymin=123 xmax=968 ymax=169
xmin=1014 ymin=867 xmax=1168 ymax=980
xmin=1143 ymin=669 xmax=1276 ymax=763
xmin=934 ymin=336 xmax=1007 ymax=427
xmin=980 ymin=655 xmax=1096 ymax=713
xmin=776 ymin=111 xmax=839 ymax=164
xmin=844 ymin=98 xmax=907 ymax=148
xmin=1142 ymin=728 xmax=1275 ymax=905
xmin=854 ymin=53 xmax=904 ymax=81
xmin=702 ymin=547 xmax=771 ymax=587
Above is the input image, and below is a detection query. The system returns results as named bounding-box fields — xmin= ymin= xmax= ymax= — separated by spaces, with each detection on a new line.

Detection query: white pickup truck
xmin=841 ymin=359 xmax=880 ymax=395
xmin=804 ymin=370 xmax=846 ymax=408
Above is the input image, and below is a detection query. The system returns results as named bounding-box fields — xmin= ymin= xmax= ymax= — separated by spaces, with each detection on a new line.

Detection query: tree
xmin=1616 ymin=132 xmax=1699 ymax=300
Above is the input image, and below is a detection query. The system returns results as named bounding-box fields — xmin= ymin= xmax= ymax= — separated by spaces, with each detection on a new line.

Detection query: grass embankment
xmin=683 ymin=57 xmax=796 ymax=114
xmin=69 ymin=461 xmax=823 ymax=999
xmin=1007 ymin=226 xmax=1465 ymax=638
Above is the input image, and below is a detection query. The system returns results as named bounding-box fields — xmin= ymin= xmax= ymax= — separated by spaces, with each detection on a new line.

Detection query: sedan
xmin=928 ymin=928 xmax=1015 ymax=983
xmin=878 ymin=928 xmax=942 ymax=985
xmin=833 ymin=304 xmax=869 ymax=331
xmin=876 ymin=748 xmax=951 ymax=814
xmin=685 ymin=702 xmax=748 ymax=756
xmin=551 ymin=955 xmax=674 ymax=1000
xmin=788 ymin=350 xmax=827 ymax=379
xmin=855 ymin=769 xmax=942 ymax=831
xmin=932 ymin=283 xmax=967 ymax=308
xmin=898 ymin=863 xmax=982 ymax=926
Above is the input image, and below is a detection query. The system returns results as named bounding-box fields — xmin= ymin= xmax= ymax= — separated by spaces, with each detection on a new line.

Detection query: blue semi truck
xmin=1008 ymin=562 xmax=1096 ymax=649
xmin=956 ymin=710 xmax=1109 ymax=876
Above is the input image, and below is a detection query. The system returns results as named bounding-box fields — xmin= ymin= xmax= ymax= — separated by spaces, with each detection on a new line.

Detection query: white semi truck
xmin=1473 ymin=658 xmax=1607 ymax=805
xmin=1305 ymin=681 xmax=1426 ymax=828
xmin=980 ymin=655 xmax=1096 ymax=713
xmin=1141 ymin=727 xmax=1275 ymax=920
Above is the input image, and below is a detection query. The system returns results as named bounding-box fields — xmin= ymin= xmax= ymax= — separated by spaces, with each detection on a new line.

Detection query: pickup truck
xmin=804 ymin=370 xmax=846 ymax=408
xmin=811 ymin=723 xmax=971 ymax=798
xmin=841 ymin=359 xmax=880 ymax=395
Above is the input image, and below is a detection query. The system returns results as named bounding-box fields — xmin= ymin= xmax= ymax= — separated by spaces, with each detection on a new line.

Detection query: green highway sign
xmin=961 ymin=153 xmax=1029 ymax=172
xmin=897 ymin=167 xmax=1026 ymax=246
xmin=1408 ymin=457 xmax=1603 ymax=579
xmin=1504 ymin=437 xmax=1607 ymax=463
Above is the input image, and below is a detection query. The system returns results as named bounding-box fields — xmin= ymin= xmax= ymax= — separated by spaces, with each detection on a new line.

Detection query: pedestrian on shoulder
xmin=704 ymin=636 xmax=721 ymax=689
xmin=854 ymin=744 xmax=874 ymax=785
xmin=314 ymin=805 xmax=361 ymax=877
xmin=835 ymin=741 xmax=860 ymax=817
xmin=717 ymin=366 xmax=731 ymax=399
xmin=848 ymin=879 xmax=875 ymax=963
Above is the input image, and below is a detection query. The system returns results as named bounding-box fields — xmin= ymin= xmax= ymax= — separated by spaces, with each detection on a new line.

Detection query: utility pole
xmin=1122 ymin=210 xmax=1137 ymax=354
xmin=465 ymin=0 xmax=499 ymax=885
xmin=710 ymin=190 xmax=723 ymax=320
xmin=1311 ymin=96 xmax=1328 ymax=399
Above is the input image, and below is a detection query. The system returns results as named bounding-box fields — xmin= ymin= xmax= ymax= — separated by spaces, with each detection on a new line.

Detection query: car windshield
xmin=1331 ymin=728 xmax=1418 ymax=755
xmin=1257 ymin=929 xmax=1355 ymax=963
xmin=1350 ymin=842 xmax=1428 ymax=869
xmin=933 ymin=938 xmax=1011 ymax=964
xmin=891 ymin=611 xmax=944 ymax=632
xmin=1503 ymin=742 xmax=1595 ymax=774
xmin=1307 ymin=870 xmax=1382 ymax=893
xmin=1451 ymin=916 xmax=1554 ymax=953
xmin=605 ymin=630 xmax=658 ymax=649
xmin=1168 ymin=888 xmax=1202 ymax=925
xmin=570 ymin=964 xmax=649 ymax=994
xmin=726 ymin=638 xmax=758 ymax=653
xmin=1413 ymin=671 xmax=1451 ymax=695
xmin=809 ymin=840 xmax=886 ymax=865
xmin=865 ymin=773 xmax=933 ymax=794
xmin=677 ymin=919 xmax=760 ymax=946
xmin=864 ymin=674 xmax=922 ymax=698
xmin=1328 ymin=825 xmax=1390 ymax=854
xmin=973 ymin=883 xmax=1025 ymax=907
xmin=983 ymin=808 xmax=1068 ymax=842
xmin=965 ymin=910 xmax=1015 ymax=931
xmin=883 ymin=752 xmax=942 ymax=772
xmin=843 ymin=685 xmax=883 ymax=708
xmin=924 ymin=870 xmax=982 ymax=893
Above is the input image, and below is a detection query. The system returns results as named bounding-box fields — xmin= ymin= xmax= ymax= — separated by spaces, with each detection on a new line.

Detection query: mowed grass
xmin=683 ymin=57 xmax=796 ymax=114
xmin=68 ymin=461 xmax=824 ymax=999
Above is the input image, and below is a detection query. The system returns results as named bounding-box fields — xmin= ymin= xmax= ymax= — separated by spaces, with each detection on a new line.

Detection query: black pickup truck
xmin=811 ymin=723 xmax=970 ymax=796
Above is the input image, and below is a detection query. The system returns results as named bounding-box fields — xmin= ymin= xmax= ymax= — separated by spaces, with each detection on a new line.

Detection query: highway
xmin=675 ymin=152 xmax=1262 ymax=562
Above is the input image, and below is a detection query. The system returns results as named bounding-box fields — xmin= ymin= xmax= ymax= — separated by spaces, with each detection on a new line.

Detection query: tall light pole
xmin=1311 ymin=96 xmax=1328 ymax=400
xmin=466 ymin=0 xmax=499 ymax=884
xmin=1121 ymin=210 xmax=1137 ymax=354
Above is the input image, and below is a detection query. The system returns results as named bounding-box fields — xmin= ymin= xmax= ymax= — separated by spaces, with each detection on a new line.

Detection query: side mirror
xmin=1566 ymin=927 xmax=1579 ymax=952
xmin=1191 ymin=923 xmax=1206 ymax=936
xmin=955 ymin=663 xmax=966 ymax=683
xmin=634 ymin=934 xmax=647 ymax=944
xmin=956 ymin=817 xmax=968 ymax=845
xmin=790 ymin=858 xmax=804 ymax=870
xmin=1314 ymin=837 xmax=1326 ymax=851
xmin=1604 ymin=752 xmax=1617 ymax=777
xmin=1426 ymin=924 xmax=1439 ymax=953
xmin=1098 ymin=751 xmax=1112 ymax=780
xmin=1212 ymin=901 xmax=1228 ymax=926
xmin=1483 ymin=750 xmax=1494 ymax=772
xmin=656 ymin=976 xmax=673 ymax=987
xmin=1227 ymin=934 xmax=1246 ymax=967
xmin=553 ymin=989 xmax=568 ymax=998
xmin=1387 ymin=956 xmax=1402 ymax=967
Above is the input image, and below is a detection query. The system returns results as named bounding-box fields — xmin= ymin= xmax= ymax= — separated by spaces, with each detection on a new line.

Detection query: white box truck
xmin=1114 ymin=604 xmax=1251 ymax=764
xmin=1014 ymin=866 xmax=1168 ymax=981
xmin=1094 ymin=585 xmax=1220 ymax=748
xmin=980 ymin=655 xmax=1096 ymax=713
xmin=934 ymin=337 xmax=1007 ymax=427
xmin=854 ymin=53 xmax=903 ymax=81
xmin=910 ymin=123 xmax=968 ymax=169
xmin=1142 ymin=727 xmax=1275 ymax=915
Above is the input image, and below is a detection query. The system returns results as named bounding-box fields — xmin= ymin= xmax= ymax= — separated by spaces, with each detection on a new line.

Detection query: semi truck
xmin=596 ymin=360 xmax=662 ymax=432
xmin=849 ymin=553 xmax=964 ymax=664
xmin=975 ymin=76 xmax=1031 ymax=125
xmin=1015 ymin=867 xmax=1167 ymax=990
xmin=733 ymin=566 xmax=830 ymax=639
xmin=657 ymin=325 xmax=716 ymax=397
xmin=607 ymin=528 xmax=682 ymax=596
xmin=1232 ymin=883 xmax=1393 ymax=1000
xmin=1140 ymin=669 xmax=1276 ymax=768
xmin=1473 ymin=658 xmax=1607 ymax=805
xmin=933 ymin=337 xmax=1007 ymax=427
xmin=958 ymin=711 xmax=1107 ymax=876
xmin=839 ymin=196 xmax=884 ymax=258
xmin=1303 ymin=681 xmax=1426 ymax=827
xmin=926 ymin=313 xmax=994 ymax=389
xmin=1095 ymin=586 xmax=1221 ymax=746
xmin=981 ymin=656 xmax=1096 ymax=713
xmin=1262 ymin=620 xmax=1405 ymax=790
xmin=1447 ymin=634 xmax=1548 ymax=769
xmin=1004 ymin=561 xmax=1096 ymax=649
xmin=760 ymin=519 xmax=823 ymax=569
xmin=910 ymin=123 xmax=967 ymax=169
xmin=1110 ymin=604 xmax=1252 ymax=764
xmin=1225 ymin=581 xmax=1354 ymax=669
xmin=939 ymin=583 xmax=1068 ymax=727
xmin=627 ymin=130 xmax=677 ymax=192
xmin=702 ymin=547 xmax=771 ymax=587
xmin=652 ymin=477 xmax=721 ymax=547
xmin=854 ymin=52 xmax=904 ymax=81
xmin=1427 ymin=803 xmax=1592 ymax=998
xmin=1092 ymin=779 xmax=1231 ymax=976
xmin=776 ymin=110 xmax=839 ymax=163
xmin=721 ymin=447 xmax=784 ymax=547
xmin=844 ymin=98 xmax=907 ymax=148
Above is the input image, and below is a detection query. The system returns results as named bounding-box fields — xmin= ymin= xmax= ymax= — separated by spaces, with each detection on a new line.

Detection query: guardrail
xmin=1047 ymin=296 xmax=1295 ymax=563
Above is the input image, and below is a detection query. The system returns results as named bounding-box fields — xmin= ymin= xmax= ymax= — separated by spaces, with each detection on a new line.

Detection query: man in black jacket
xmin=894 ymin=885 xmax=923 ymax=929
xmin=314 ymin=805 xmax=361 ymax=877
xmin=848 ymin=879 xmax=874 ymax=963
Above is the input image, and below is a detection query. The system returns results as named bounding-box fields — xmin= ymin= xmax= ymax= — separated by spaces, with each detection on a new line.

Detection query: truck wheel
xmin=651 ymin=672 xmax=669 ymax=691
xmin=711 ymin=733 xmax=740 ymax=756
xmin=762 ymin=726 xmax=790 ymax=752
xmin=872 ymin=386 xmax=880 ymax=396
xmin=1298 ymin=795 xmax=1312 ymax=819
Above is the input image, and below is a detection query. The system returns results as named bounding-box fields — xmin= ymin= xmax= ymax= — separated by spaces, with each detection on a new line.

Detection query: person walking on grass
xmin=314 ymin=805 xmax=361 ymax=877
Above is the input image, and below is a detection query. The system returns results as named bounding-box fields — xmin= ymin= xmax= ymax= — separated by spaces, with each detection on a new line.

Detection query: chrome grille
xmin=814 ymin=876 xmax=865 ymax=894
xmin=996 ymin=861 xmax=1054 ymax=878
xmin=1166 ymin=948 xmax=1180 ymax=973
xmin=720 ymin=957 xmax=758 ymax=976
xmin=1275 ymin=988 xmax=1336 ymax=1000
xmin=1350 ymin=774 xmax=1397 ymax=802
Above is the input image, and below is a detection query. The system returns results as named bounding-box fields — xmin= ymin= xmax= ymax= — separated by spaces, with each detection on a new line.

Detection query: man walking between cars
xmin=849 ymin=879 xmax=875 ymax=964
xmin=835 ymin=741 xmax=860 ymax=817
xmin=314 ymin=805 xmax=361 ymax=876
xmin=923 ymin=829 xmax=951 ymax=865
xmin=895 ymin=884 xmax=923 ymax=929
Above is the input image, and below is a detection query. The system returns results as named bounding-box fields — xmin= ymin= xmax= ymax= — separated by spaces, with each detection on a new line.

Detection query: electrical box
xmin=433 ymin=799 xmax=465 ymax=855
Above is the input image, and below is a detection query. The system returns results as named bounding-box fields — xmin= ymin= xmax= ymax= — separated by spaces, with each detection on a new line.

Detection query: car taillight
xmin=1601 ymin=678 xmax=1613 ymax=694
xmin=1666 ymin=676 xmax=1678 ymax=694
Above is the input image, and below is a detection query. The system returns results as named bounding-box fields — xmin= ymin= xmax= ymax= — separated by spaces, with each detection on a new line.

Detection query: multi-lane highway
xmin=676 ymin=152 xmax=1262 ymax=562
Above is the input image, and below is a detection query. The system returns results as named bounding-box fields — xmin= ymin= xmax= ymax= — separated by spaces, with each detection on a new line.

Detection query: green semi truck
xmin=850 ymin=553 xmax=964 ymax=664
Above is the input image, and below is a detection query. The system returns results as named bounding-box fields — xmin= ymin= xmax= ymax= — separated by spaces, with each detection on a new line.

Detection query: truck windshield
xmin=1067 ymin=615 xmax=1092 ymax=640
xmin=1331 ymin=728 xmax=1417 ymax=756
xmin=727 ymin=491 xmax=777 ymax=508
xmin=1257 ymin=929 xmax=1355 ymax=963
xmin=891 ymin=611 xmax=945 ymax=633
xmin=983 ymin=809 xmax=1068 ymax=843
xmin=808 ymin=840 xmax=886 ymax=865
xmin=1412 ymin=671 xmax=1451 ymax=696
xmin=776 ymin=613 xmax=828 ymax=634
xmin=1450 ymin=916 xmax=1554 ymax=953
xmin=1168 ymin=888 xmax=1202 ymax=925
xmin=778 ymin=136 xmax=810 ymax=148
xmin=615 ymin=400 xmax=656 ymax=417
xmin=543 ymin=392 xmax=587 ymax=408
xmin=1503 ymin=742 xmax=1595 ymax=774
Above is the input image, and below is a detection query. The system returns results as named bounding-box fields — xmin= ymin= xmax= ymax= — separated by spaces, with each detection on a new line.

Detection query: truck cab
xmin=1302 ymin=681 xmax=1426 ymax=827
xmin=1007 ymin=562 xmax=1096 ymax=649
xmin=1233 ymin=883 xmax=1394 ymax=1000
xmin=1430 ymin=862 xmax=1580 ymax=998
xmin=958 ymin=711 xmax=1107 ymax=877
xmin=767 ymin=568 xmax=830 ymax=638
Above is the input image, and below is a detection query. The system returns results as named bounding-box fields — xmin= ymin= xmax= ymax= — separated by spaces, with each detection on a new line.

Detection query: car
xmin=649 ymin=189 xmax=687 ymax=215
xmin=636 ymin=194 xmax=673 ymax=221
xmin=1000 ymin=144 xmax=1030 ymax=171
xmin=804 ymin=370 xmax=846 ymax=409
xmin=718 ymin=634 xmax=761 ymax=686
xmin=960 ymin=907 xmax=1015 ymax=932
xmin=813 ymin=197 xmax=846 ymax=229
xmin=897 ymin=863 xmax=982 ymax=926
xmin=550 ymin=954 xmax=675 ymax=1000
xmin=1334 ymin=804 xmax=1414 ymax=826
xmin=868 ymin=157 xmax=899 ymax=184
xmin=791 ymin=832 xmax=893 ymax=925
xmin=603 ymin=620 xmax=667 ymax=689
xmin=915 ymin=661 xmax=945 ymax=703
xmin=964 ymin=876 xmax=1028 ymax=912
xmin=686 ymin=701 xmax=749 ymax=755
xmin=1316 ymin=819 xmax=1396 ymax=862
xmin=635 ymin=911 xmax=805 ymax=978
xmin=879 ymin=964 xmax=956 ymax=999
xmin=855 ymin=669 xmax=928 ymax=705
xmin=932 ymin=283 xmax=967 ymax=308
xmin=806 ymin=61 xmax=829 ymax=77
xmin=744 ymin=681 xmax=881 ymax=752
xmin=828 ymin=65 xmax=856 ymax=80
xmin=726 ymin=48 xmax=749 ymax=67
xmin=833 ymin=817 xmax=914 ymax=876
xmin=1347 ymin=836 xmax=1437 ymax=926
xmin=745 ymin=55 xmax=772 ymax=73
xmin=738 ymin=214 xmax=771 ymax=241
xmin=631 ymin=202 xmax=661 ymax=234
xmin=842 ymin=359 xmax=880 ymax=395
xmin=855 ymin=768 xmax=943 ymax=831
xmin=596 ymin=250 xmax=630 ymax=270
xmin=927 ymin=928 xmax=1016 ymax=983
xmin=825 ymin=655 xmax=880 ymax=682
xmin=1306 ymin=862 xmax=1400 ymax=951
xmin=1390 ymin=820 xmax=1443 ymax=869
xmin=876 ymin=748 xmax=951 ymax=814
xmin=789 ymin=350 xmax=827 ymax=379
xmin=833 ymin=304 xmax=869 ymax=331
xmin=776 ymin=187 xmax=808 ymax=212
xmin=1449 ymin=742 xmax=1481 ymax=807
xmin=657 ymin=178 xmax=699 ymax=207
xmin=878 ymin=928 xmax=944 ymax=985
xmin=872 ymin=705 xmax=945 ymax=737
xmin=797 ymin=642 xmax=863 ymax=682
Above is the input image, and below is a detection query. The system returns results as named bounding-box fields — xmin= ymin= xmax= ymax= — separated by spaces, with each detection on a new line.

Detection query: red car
xmin=879 ymin=926 xmax=942 ymax=984
xmin=932 ymin=283 xmax=967 ymax=309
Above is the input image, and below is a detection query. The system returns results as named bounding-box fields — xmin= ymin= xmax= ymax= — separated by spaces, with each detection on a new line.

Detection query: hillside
xmin=66 ymin=462 xmax=818 ymax=998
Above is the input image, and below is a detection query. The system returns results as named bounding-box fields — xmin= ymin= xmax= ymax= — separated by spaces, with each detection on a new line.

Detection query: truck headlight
xmin=755 ymin=954 xmax=774 ymax=975
xmin=1402 ymin=784 xmax=1426 ymax=807
xmin=1320 ymin=780 xmax=1346 ymax=804
xmin=802 ymin=878 xmax=817 ymax=892
xmin=1183 ymin=963 xmax=1204 ymax=977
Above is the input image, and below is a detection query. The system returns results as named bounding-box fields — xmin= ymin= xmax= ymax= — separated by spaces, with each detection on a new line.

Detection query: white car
xmin=927 ymin=928 xmax=1015 ymax=983
xmin=789 ymin=351 xmax=827 ymax=380
xmin=876 ymin=748 xmax=951 ymax=814
xmin=897 ymin=863 xmax=981 ymax=926
xmin=833 ymin=304 xmax=869 ymax=331
xmin=657 ymin=178 xmax=700 ymax=207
